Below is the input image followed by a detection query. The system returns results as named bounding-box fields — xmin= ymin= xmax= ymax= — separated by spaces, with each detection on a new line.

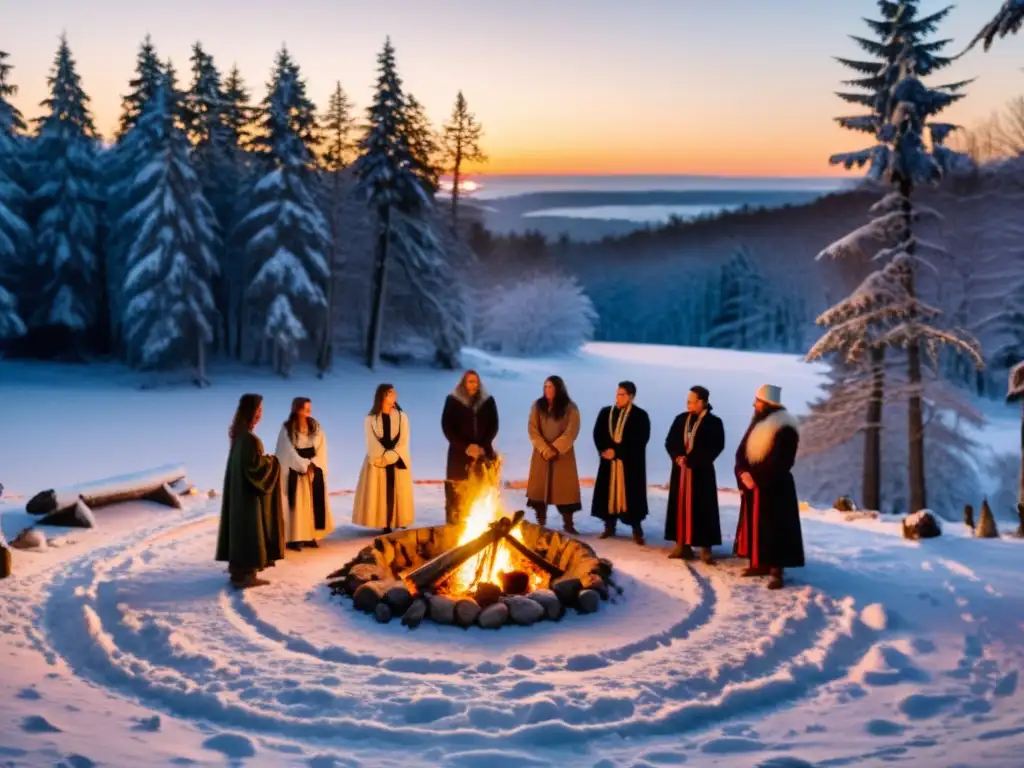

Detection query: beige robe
xmin=526 ymin=401 xmax=582 ymax=506
xmin=352 ymin=410 xmax=414 ymax=529
xmin=275 ymin=425 xmax=335 ymax=543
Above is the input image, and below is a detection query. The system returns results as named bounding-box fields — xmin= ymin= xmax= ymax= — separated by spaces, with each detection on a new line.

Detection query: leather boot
xmin=599 ymin=521 xmax=616 ymax=539
xmin=767 ymin=568 xmax=784 ymax=589
xmin=561 ymin=511 xmax=578 ymax=535
xmin=741 ymin=565 xmax=769 ymax=577
xmin=632 ymin=526 xmax=645 ymax=546
xmin=535 ymin=508 xmax=548 ymax=527
xmin=700 ymin=547 xmax=716 ymax=565
xmin=669 ymin=543 xmax=694 ymax=560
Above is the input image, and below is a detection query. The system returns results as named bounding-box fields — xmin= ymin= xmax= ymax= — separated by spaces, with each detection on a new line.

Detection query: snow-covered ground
xmin=1 ymin=343 xmax=1022 ymax=767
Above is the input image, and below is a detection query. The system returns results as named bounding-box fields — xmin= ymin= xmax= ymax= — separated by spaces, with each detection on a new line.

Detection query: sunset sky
xmin=6 ymin=0 xmax=1024 ymax=176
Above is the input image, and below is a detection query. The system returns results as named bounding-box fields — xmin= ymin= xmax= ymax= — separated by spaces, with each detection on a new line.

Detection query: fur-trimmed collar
xmin=745 ymin=409 xmax=799 ymax=464
xmin=450 ymin=383 xmax=491 ymax=412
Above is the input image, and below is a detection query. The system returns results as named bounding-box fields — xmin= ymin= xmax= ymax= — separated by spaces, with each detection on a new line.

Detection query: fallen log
xmin=501 ymin=533 xmax=564 ymax=578
xmin=26 ymin=464 xmax=190 ymax=524
xmin=403 ymin=510 xmax=524 ymax=593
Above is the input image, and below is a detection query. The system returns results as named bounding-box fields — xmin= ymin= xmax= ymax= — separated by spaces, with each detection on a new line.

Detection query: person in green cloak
xmin=216 ymin=393 xmax=286 ymax=589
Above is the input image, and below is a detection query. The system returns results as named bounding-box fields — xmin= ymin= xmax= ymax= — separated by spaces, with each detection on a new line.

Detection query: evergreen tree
xmin=185 ymin=43 xmax=247 ymax=353
xmin=352 ymin=37 xmax=431 ymax=369
xmin=969 ymin=0 xmax=1024 ymax=51
xmin=321 ymin=81 xmax=355 ymax=171
xmin=705 ymin=246 xmax=765 ymax=350
xmin=251 ymin=48 xmax=319 ymax=160
xmin=238 ymin=49 xmax=329 ymax=376
xmin=222 ymin=64 xmax=255 ymax=148
xmin=316 ymin=81 xmax=356 ymax=375
xmin=118 ymin=78 xmax=219 ymax=383
xmin=441 ymin=90 xmax=486 ymax=228
xmin=814 ymin=1 xmax=972 ymax=512
xmin=117 ymin=35 xmax=163 ymax=140
xmin=403 ymin=93 xmax=440 ymax=196
xmin=30 ymin=36 xmax=103 ymax=354
xmin=0 ymin=50 xmax=28 ymax=339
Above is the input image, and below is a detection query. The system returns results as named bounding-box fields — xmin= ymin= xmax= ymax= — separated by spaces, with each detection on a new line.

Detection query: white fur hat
xmin=755 ymin=384 xmax=782 ymax=406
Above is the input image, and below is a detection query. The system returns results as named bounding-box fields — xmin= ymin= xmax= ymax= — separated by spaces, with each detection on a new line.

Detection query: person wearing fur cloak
xmin=441 ymin=370 xmax=500 ymax=523
xmin=664 ymin=385 xmax=725 ymax=563
xmin=733 ymin=384 xmax=805 ymax=589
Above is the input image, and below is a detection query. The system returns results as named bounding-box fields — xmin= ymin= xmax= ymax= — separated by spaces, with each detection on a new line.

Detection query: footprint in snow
xmin=21 ymin=714 xmax=61 ymax=733
xmin=202 ymin=733 xmax=256 ymax=759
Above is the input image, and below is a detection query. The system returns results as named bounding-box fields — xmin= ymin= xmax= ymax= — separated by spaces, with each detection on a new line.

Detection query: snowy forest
xmin=0 ymin=35 xmax=597 ymax=378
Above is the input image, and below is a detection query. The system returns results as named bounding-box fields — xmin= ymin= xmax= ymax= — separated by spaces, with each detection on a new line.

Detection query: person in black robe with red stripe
xmin=733 ymin=384 xmax=805 ymax=589
xmin=664 ymin=385 xmax=725 ymax=564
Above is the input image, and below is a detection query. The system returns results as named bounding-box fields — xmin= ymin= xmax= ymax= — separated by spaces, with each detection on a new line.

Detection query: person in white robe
xmin=275 ymin=397 xmax=334 ymax=550
xmin=353 ymin=383 xmax=414 ymax=531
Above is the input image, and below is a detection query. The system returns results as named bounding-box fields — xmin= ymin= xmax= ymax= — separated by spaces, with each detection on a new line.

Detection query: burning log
xmin=404 ymin=510 xmax=525 ymax=593
xmin=502 ymin=534 xmax=564 ymax=579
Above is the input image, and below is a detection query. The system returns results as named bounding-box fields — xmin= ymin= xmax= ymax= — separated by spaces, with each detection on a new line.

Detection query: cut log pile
xmin=327 ymin=520 xmax=616 ymax=630
xmin=25 ymin=464 xmax=191 ymax=528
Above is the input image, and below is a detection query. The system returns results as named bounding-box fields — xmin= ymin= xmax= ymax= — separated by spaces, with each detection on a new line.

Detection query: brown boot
xmin=632 ymin=526 xmax=645 ymax=546
xmin=700 ymin=547 xmax=716 ymax=565
xmin=767 ymin=568 xmax=784 ymax=590
xmin=741 ymin=565 xmax=769 ymax=577
xmin=535 ymin=508 xmax=548 ymax=528
xmin=561 ymin=511 xmax=578 ymax=535
xmin=668 ymin=543 xmax=694 ymax=560
xmin=599 ymin=522 xmax=615 ymax=539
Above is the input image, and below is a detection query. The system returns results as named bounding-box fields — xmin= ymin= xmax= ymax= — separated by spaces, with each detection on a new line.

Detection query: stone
xmin=834 ymin=495 xmax=857 ymax=512
xmin=901 ymin=510 xmax=942 ymax=540
xmin=455 ymin=598 xmax=481 ymax=628
xmin=0 ymin=545 xmax=10 ymax=579
xmin=478 ymin=602 xmax=509 ymax=629
xmin=11 ymin=528 xmax=47 ymax=550
xmin=597 ymin=558 xmax=614 ymax=578
xmin=402 ymin=598 xmax=428 ymax=628
xmin=375 ymin=603 xmax=392 ymax=623
xmin=501 ymin=570 xmax=529 ymax=595
xmin=553 ymin=577 xmax=583 ymax=606
xmin=506 ymin=595 xmax=545 ymax=625
xmin=473 ymin=582 xmax=502 ymax=609
xmin=581 ymin=574 xmax=608 ymax=600
xmin=577 ymin=589 xmax=601 ymax=614
xmin=976 ymin=500 xmax=999 ymax=538
xmin=429 ymin=595 xmax=456 ymax=625
xmin=528 ymin=589 xmax=564 ymax=620
xmin=353 ymin=581 xmax=389 ymax=613
xmin=385 ymin=585 xmax=413 ymax=616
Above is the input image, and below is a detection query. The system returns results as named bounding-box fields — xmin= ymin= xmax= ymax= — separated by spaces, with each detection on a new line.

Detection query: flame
xmin=448 ymin=460 xmax=543 ymax=595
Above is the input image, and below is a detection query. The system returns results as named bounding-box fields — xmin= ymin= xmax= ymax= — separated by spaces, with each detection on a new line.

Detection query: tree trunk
xmin=450 ymin=147 xmax=462 ymax=230
xmin=195 ymin=332 xmax=207 ymax=388
xmin=900 ymin=178 xmax=927 ymax=513
xmin=365 ymin=205 xmax=391 ymax=370
xmin=862 ymin=345 xmax=884 ymax=511
xmin=318 ymin=173 xmax=340 ymax=378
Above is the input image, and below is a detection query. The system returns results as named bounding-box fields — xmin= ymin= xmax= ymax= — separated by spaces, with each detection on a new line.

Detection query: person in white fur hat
xmin=732 ymin=384 xmax=804 ymax=589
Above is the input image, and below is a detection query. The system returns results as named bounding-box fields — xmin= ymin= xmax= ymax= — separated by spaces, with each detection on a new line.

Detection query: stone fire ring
xmin=326 ymin=521 xmax=615 ymax=629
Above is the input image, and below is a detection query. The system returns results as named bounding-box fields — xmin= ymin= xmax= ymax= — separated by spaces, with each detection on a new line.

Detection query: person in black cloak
xmin=441 ymin=370 xmax=500 ymax=524
xmin=733 ymin=384 xmax=805 ymax=589
xmin=591 ymin=381 xmax=650 ymax=544
xmin=664 ymin=385 xmax=725 ymax=563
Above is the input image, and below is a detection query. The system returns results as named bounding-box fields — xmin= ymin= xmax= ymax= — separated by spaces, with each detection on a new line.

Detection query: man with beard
xmin=664 ymin=385 xmax=725 ymax=563
xmin=591 ymin=381 xmax=651 ymax=545
xmin=441 ymin=370 xmax=499 ymax=523
xmin=733 ymin=384 xmax=804 ymax=589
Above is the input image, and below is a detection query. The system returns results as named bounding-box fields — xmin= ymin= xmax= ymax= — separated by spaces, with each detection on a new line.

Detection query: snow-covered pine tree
xmin=222 ymin=65 xmax=255 ymax=149
xmin=316 ymin=81 xmax=356 ymax=375
xmin=705 ymin=246 xmax=765 ymax=350
xmin=30 ymin=36 xmax=103 ymax=356
xmin=352 ymin=37 xmax=431 ymax=369
xmin=237 ymin=48 xmax=329 ymax=376
xmin=968 ymin=0 xmax=1024 ymax=51
xmin=184 ymin=43 xmax=248 ymax=353
xmin=117 ymin=35 xmax=163 ymax=141
xmin=814 ymin=0 xmax=972 ymax=512
xmin=117 ymin=77 xmax=219 ymax=384
xmin=403 ymin=93 xmax=441 ymax=197
xmin=441 ymin=90 xmax=486 ymax=229
xmin=0 ymin=50 xmax=28 ymax=339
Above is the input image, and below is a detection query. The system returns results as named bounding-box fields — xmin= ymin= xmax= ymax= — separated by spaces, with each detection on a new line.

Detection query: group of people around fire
xmin=216 ymin=372 xmax=804 ymax=592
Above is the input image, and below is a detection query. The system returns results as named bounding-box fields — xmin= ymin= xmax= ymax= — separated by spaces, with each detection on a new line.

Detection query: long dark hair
xmin=369 ymin=383 xmax=400 ymax=416
xmin=536 ymin=375 xmax=571 ymax=420
xmin=229 ymin=393 xmax=262 ymax=441
xmin=284 ymin=397 xmax=319 ymax=440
